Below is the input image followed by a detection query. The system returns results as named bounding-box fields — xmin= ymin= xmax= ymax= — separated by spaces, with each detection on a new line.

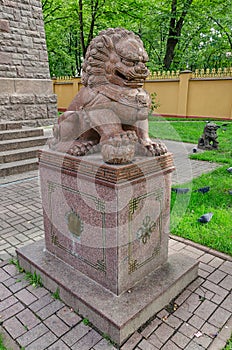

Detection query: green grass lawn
xmin=149 ymin=119 xmax=232 ymax=163
xmin=149 ymin=118 xmax=232 ymax=256
xmin=0 ymin=335 xmax=8 ymax=350
xmin=171 ymin=165 xmax=232 ymax=255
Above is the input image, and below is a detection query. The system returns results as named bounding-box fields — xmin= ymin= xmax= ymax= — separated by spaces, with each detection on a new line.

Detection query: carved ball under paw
xmin=101 ymin=131 xmax=138 ymax=164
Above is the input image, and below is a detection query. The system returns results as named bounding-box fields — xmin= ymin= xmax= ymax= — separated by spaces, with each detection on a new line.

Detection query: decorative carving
xmin=65 ymin=210 xmax=83 ymax=238
xmin=136 ymin=216 xmax=156 ymax=244
xmin=50 ymin=28 xmax=167 ymax=164
xmin=198 ymin=122 xmax=220 ymax=150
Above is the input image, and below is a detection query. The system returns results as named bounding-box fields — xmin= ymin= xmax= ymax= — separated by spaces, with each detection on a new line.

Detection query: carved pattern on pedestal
xmin=47 ymin=181 xmax=106 ymax=272
xmin=128 ymin=188 xmax=163 ymax=274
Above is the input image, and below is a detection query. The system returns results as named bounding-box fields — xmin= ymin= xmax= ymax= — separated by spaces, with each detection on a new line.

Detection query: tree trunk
xmin=163 ymin=0 xmax=193 ymax=70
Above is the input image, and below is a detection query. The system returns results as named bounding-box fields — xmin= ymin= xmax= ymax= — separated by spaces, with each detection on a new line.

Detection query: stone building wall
xmin=0 ymin=0 xmax=57 ymax=123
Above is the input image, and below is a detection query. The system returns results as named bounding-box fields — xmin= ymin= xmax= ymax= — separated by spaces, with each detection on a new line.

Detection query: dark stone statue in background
xmin=50 ymin=28 xmax=167 ymax=164
xmin=198 ymin=122 xmax=220 ymax=150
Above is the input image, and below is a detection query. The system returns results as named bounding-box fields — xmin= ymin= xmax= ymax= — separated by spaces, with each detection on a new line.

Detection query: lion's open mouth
xmin=115 ymin=69 xmax=147 ymax=87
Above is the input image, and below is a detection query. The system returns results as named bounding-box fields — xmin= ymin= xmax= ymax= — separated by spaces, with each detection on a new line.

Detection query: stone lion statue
xmin=198 ymin=122 xmax=220 ymax=150
xmin=50 ymin=28 xmax=167 ymax=164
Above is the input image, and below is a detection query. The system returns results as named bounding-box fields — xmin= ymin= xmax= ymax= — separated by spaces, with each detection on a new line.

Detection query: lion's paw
xmin=138 ymin=140 xmax=168 ymax=156
xmin=101 ymin=131 xmax=138 ymax=164
xmin=68 ymin=140 xmax=99 ymax=156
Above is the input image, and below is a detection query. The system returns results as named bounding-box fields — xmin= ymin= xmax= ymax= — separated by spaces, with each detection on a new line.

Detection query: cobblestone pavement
xmin=0 ymin=141 xmax=230 ymax=350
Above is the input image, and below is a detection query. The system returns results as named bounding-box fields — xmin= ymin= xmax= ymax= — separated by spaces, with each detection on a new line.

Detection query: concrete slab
xmin=17 ymin=239 xmax=198 ymax=346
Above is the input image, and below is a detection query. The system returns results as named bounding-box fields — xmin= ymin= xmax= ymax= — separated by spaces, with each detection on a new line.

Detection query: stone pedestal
xmin=17 ymin=150 xmax=198 ymax=345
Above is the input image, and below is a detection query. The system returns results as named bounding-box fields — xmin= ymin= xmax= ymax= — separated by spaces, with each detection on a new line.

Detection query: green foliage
xmin=9 ymin=258 xmax=24 ymax=273
xmin=223 ymin=334 xmax=232 ymax=350
xmin=10 ymin=259 xmax=43 ymax=288
xmin=82 ymin=318 xmax=90 ymax=325
xmin=24 ymin=271 xmax=43 ymax=288
xmin=0 ymin=334 xmax=8 ymax=350
xmin=52 ymin=287 xmax=61 ymax=300
xmin=42 ymin=0 xmax=232 ymax=76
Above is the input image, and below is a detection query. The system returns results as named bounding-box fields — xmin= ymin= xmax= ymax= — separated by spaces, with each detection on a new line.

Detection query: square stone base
xmin=39 ymin=150 xmax=175 ymax=295
xmin=17 ymin=240 xmax=198 ymax=346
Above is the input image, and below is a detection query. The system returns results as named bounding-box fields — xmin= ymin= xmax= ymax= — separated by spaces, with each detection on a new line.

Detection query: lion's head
xmin=81 ymin=28 xmax=149 ymax=89
xmin=204 ymin=123 xmax=219 ymax=140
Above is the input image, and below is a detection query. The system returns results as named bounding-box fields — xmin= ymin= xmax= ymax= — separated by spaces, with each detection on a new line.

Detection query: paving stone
xmin=172 ymin=331 xmax=190 ymax=348
xmin=188 ymin=315 xmax=205 ymax=329
xmin=162 ymin=340 xmax=181 ymax=349
xmin=170 ymin=242 xmax=186 ymax=251
xmin=140 ymin=317 xmax=161 ymax=338
xmin=201 ymin=280 xmax=228 ymax=298
xmin=198 ymin=253 xmax=214 ymax=264
xmin=29 ymin=292 xmax=54 ymax=312
xmin=194 ymin=299 xmax=217 ymax=320
xmin=8 ymin=279 xmax=30 ymax=293
xmin=0 ymin=269 xmax=10 ymax=282
xmin=44 ymin=314 xmax=69 ymax=337
xmin=221 ymin=294 xmax=232 ymax=312
xmin=208 ymin=269 xmax=227 ymax=284
xmin=208 ymin=307 xmax=231 ymax=328
xmin=93 ymin=338 xmax=117 ymax=349
xmin=16 ymin=308 xmax=40 ymax=330
xmin=198 ymin=269 xmax=210 ymax=279
xmin=25 ymin=330 xmax=57 ymax=350
xmin=158 ymin=309 xmax=171 ymax=321
xmin=0 ymin=301 xmax=25 ymax=321
xmin=17 ymin=323 xmax=49 ymax=347
xmin=184 ymin=292 xmax=201 ymax=313
xmin=121 ymin=331 xmax=142 ymax=350
xmin=0 ymin=283 xmax=11 ymax=300
xmin=208 ymin=257 xmax=224 ymax=268
xmin=201 ymin=322 xmax=220 ymax=338
xmin=185 ymin=339 xmax=208 ymax=349
xmin=56 ymin=306 xmax=82 ymax=327
xmin=187 ymin=278 xmax=204 ymax=292
xmin=4 ymin=316 xmax=27 ymax=340
xmin=175 ymin=289 xmax=192 ymax=305
xmin=72 ymin=328 xmax=103 ymax=350
xmin=0 ymin=295 xmax=18 ymax=312
xmin=36 ymin=299 xmax=64 ymax=320
xmin=47 ymin=339 xmax=71 ymax=350
xmin=194 ymin=333 xmax=212 ymax=348
xmin=26 ymin=285 xmax=49 ymax=298
xmin=219 ymin=275 xmax=232 ymax=290
xmin=179 ymin=323 xmax=197 ymax=339
xmin=165 ymin=314 xmax=183 ymax=329
xmin=62 ymin=322 xmax=91 ymax=347
xmin=148 ymin=322 xmax=174 ymax=345
xmin=211 ymin=292 xmax=227 ymax=305
xmin=15 ymin=288 xmax=37 ymax=305
xmin=198 ymin=262 xmax=215 ymax=273
xmin=219 ymin=261 xmax=232 ymax=275
xmin=173 ymin=304 xmax=192 ymax=322
xmin=137 ymin=338 xmax=159 ymax=349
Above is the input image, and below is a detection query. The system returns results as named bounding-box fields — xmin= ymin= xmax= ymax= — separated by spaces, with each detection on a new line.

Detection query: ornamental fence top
xmin=54 ymin=67 xmax=232 ymax=81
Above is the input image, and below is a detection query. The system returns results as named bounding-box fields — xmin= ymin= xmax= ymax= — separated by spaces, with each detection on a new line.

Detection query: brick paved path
xmin=0 ymin=240 xmax=231 ymax=350
xmin=0 ymin=141 xmax=230 ymax=350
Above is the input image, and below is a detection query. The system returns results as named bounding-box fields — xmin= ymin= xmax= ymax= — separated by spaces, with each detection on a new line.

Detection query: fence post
xmin=73 ymin=77 xmax=82 ymax=96
xmin=177 ymin=70 xmax=192 ymax=117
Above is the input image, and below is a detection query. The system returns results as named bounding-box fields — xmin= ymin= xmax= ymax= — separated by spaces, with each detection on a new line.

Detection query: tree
xmin=163 ymin=0 xmax=194 ymax=69
xmin=42 ymin=0 xmax=232 ymax=76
